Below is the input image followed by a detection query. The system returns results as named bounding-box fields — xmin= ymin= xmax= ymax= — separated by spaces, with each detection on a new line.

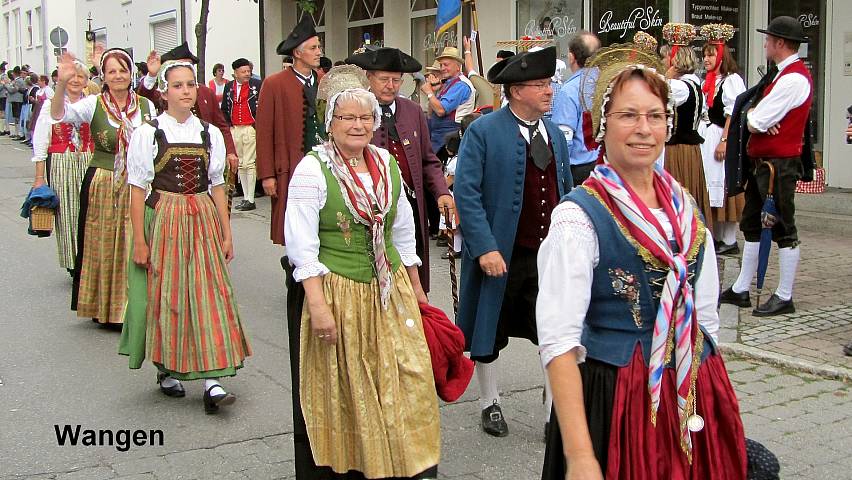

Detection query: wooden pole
xmin=467 ymin=0 xmax=484 ymax=75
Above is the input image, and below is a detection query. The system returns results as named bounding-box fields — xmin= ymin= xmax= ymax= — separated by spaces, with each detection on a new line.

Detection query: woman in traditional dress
xmin=538 ymin=44 xmax=747 ymax=479
xmin=284 ymin=66 xmax=440 ymax=479
xmin=121 ymin=60 xmax=251 ymax=413
xmin=699 ymin=24 xmax=747 ymax=255
xmin=208 ymin=63 xmax=227 ymax=104
xmin=51 ymin=49 xmax=155 ymax=324
xmin=32 ymin=61 xmax=92 ymax=275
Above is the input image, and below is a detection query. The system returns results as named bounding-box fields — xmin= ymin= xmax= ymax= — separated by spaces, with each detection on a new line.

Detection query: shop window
xmin=769 ymin=0 xmax=824 ymax=145
xmin=591 ymin=0 xmax=668 ymax=49
xmin=516 ymin=0 xmax=583 ymax=60
xmin=687 ymin=0 xmax=748 ymax=78
xmin=348 ymin=0 xmax=384 ymax=53
xmin=411 ymin=0 xmax=453 ymax=69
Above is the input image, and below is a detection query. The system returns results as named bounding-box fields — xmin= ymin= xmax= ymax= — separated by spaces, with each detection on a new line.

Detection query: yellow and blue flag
xmin=436 ymin=0 xmax=462 ymax=35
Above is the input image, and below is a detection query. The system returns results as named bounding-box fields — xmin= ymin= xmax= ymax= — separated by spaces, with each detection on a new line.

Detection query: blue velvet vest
xmin=568 ymin=187 xmax=715 ymax=368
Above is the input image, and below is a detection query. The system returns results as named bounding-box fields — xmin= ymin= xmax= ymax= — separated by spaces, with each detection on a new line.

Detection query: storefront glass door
xmin=591 ymin=0 xmax=668 ymax=48
xmin=516 ymin=0 xmax=584 ymax=60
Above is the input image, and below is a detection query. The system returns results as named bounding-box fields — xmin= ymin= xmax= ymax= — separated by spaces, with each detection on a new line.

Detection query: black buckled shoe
xmin=203 ymin=385 xmax=236 ymax=414
xmin=752 ymin=294 xmax=795 ymax=317
xmin=481 ymin=401 xmax=509 ymax=437
xmin=719 ymin=287 xmax=751 ymax=308
xmin=156 ymin=372 xmax=185 ymax=398
xmin=234 ymin=200 xmax=256 ymax=211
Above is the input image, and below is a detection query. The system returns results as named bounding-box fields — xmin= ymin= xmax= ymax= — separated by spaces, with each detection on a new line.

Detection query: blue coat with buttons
xmin=455 ymin=106 xmax=573 ymax=357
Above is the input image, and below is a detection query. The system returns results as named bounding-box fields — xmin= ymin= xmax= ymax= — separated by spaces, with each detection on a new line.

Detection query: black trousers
xmin=282 ymin=257 xmax=438 ymax=479
xmin=471 ymin=246 xmax=540 ymax=364
xmin=740 ymin=157 xmax=802 ymax=248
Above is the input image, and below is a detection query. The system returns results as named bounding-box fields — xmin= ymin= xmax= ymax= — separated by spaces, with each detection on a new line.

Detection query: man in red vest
xmin=720 ymin=16 xmax=813 ymax=317
xmin=221 ymin=58 xmax=262 ymax=211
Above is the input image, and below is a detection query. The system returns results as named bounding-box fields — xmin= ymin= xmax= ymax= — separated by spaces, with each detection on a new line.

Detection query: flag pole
xmin=466 ymin=0 xmax=484 ymax=74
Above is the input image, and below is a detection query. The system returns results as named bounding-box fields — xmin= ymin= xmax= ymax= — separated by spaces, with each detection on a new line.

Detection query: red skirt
xmin=542 ymin=346 xmax=747 ymax=479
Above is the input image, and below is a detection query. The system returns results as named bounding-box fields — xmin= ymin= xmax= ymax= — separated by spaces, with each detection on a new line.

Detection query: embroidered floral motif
xmin=336 ymin=212 xmax=352 ymax=246
xmin=609 ymin=268 xmax=643 ymax=328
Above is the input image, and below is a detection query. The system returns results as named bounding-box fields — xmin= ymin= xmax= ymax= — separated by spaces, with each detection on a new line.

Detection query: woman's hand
xmin=714 ymin=141 xmax=726 ymax=162
xmin=566 ymin=454 xmax=604 ymax=480
xmin=309 ymin=302 xmax=337 ymax=345
xmin=413 ymin=285 xmax=429 ymax=305
xmin=32 ymin=177 xmax=45 ymax=189
xmin=222 ymin=237 xmax=234 ymax=263
xmin=56 ymin=53 xmax=78 ymax=84
xmin=132 ymin=240 xmax=149 ymax=267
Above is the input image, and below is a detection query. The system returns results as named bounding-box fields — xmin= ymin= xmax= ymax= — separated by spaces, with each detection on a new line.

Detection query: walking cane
xmin=443 ymin=206 xmax=459 ymax=318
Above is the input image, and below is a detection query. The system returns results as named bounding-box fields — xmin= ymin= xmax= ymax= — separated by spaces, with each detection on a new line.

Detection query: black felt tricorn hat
xmin=160 ymin=42 xmax=199 ymax=64
xmin=487 ymin=46 xmax=556 ymax=84
xmin=757 ymin=16 xmax=808 ymax=43
xmin=278 ymin=15 xmax=318 ymax=56
xmin=345 ymin=47 xmax=422 ymax=73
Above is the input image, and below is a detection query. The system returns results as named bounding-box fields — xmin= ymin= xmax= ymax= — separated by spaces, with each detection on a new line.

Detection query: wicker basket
xmin=30 ymin=206 xmax=55 ymax=232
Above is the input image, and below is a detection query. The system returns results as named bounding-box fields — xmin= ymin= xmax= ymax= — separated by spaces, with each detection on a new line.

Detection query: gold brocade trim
xmin=154 ymin=147 xmax=209 ymax=173
xmin=681 ymin=328 xmax=705 ymax=465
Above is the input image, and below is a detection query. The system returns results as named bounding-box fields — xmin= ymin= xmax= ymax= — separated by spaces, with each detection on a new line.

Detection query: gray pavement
xmin=1 ymin=137 xmax=850 ymax=479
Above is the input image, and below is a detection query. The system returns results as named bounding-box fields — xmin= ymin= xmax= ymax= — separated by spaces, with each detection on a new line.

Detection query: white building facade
xmin=2 ymin=0 xmax=82 ymax=75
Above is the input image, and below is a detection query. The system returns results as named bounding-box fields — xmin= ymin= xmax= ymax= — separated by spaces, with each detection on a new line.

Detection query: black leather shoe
xmin=203 ymin=385 xmax=236 ymax=414
xmin=481 ymin=402 xmax=509 ymax=437
xmin=157 ymin=372 xmax=185 ymax=397
xmin=752 ymin=294 xmax=795 ymax=317
xmin=716 ymin=243 xmax=740 ymax=255
xmin=234 ymin=200 xmax=256 ymax=211
xmin=719 ymin=287 xmax=751 ymax=308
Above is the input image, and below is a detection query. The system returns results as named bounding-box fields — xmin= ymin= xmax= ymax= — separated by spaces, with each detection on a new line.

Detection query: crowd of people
xmin=11 ymin=12 xmax=821 ymax=479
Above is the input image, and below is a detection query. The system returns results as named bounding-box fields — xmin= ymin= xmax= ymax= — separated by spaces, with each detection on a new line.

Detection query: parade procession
xmin=4 ymin=1 xmax=852 ymax=479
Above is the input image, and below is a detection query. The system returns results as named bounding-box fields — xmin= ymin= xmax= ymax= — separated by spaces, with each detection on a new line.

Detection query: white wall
xmin=1 ymin=0 xmax=75 ymax=75
xmin=74 ymin=0 xmax=178 ymax=63
xmin=823 ymin=0 xmax=852 ymax=187
xmin=188 ymin=0 xmax=260 ymax=82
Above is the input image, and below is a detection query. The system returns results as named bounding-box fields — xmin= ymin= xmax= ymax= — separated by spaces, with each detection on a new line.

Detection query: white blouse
xmin=284 ymin=146 xmax=421 ymax=282
xmin=669 ymin=73 xmax=703 ymax=108
xmin=710 ymin=73 xmax=747 ymax=118
xmin=126 ymin=112 xmax=226 ymax=189
xmin=536 ymin=201 xmax=721 ymax=368
xmin=56 ymin=93 xmax=156 ymax=128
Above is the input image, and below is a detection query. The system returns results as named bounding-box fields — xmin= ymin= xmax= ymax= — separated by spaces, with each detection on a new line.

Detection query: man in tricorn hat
xmin=455 ymin=46 xmax=572 ymax=437
xmin=720 ymin=16 xmax=813 ymax=317
xmin=221 ymin=58 xmax=263 ymax=211
xmin=345 ymin=47 xmax=455 ymax=293
xmin=255 ymin=15 xmax=325 ymax=246
xmin=139 ymin=42 xmax=239 ymax=203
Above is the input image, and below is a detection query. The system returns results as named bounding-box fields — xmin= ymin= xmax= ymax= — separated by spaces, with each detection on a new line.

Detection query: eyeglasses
xmin=605 ymin=111 xmax=670 ymax=128
xmin=373 ymin=76 xmax=402 ymax=86
xmin=333 ymin=114 xmax=375 ymax=125
xmin=515 ymin=82 xmax=552 ymax=91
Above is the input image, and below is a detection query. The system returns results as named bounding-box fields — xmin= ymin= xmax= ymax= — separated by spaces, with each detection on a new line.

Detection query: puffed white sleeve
xmin=694 ymin=228 xmax=720 ymax=343
xmin=126 ymin=124 xmax=157 ymax=189
xmin=30 ymin=102 xmax=53 ymax=162
xmin=206 ymin=124 xmax=226 ymax=187
xmin=391 ymin=174 xmax=421 ymax=267
xmin=284 ymin=155 xmax=330 ymax=281
xmin=721 ymin=74 xmax=747 ymax=117
xmin=58 ymin=94 xmax=97 ymax=124
xmin=536 ymin=201 xmax=598 ymax=367
xmin=668 ymin=78 xmax=690 ymax=107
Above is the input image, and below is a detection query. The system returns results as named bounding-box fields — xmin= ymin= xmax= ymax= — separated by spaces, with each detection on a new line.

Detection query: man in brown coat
xmin=255 ymin=15 xmax=325 ymax=245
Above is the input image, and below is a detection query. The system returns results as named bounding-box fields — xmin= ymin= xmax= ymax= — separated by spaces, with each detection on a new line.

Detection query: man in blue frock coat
xmin=455 ymin=47 xmax=572 ymax=437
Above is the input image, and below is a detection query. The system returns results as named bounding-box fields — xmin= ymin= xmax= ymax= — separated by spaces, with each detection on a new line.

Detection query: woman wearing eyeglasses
xmin=283 ymin=66 xmax=439 ymax=479
xmin=538 ymin=44 xmax=747 ymax=479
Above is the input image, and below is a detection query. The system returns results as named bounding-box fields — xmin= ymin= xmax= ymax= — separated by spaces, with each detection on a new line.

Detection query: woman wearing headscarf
xmin=284 ymin=65 xmax=439 ymax=479
xmin=121 ymin=60 xmax=251 ymax=413
xmin=51 ymin=49 xmax=155 ymax=324
xmin=698 ymin=24 xmax=747 ymax=255
xmin=32 ymin=60 xmax=93 ymax=275
xmin=538 ymin=43 xmax=747 ymax=479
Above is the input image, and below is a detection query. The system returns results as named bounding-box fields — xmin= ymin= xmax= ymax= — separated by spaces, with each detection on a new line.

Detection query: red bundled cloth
xmin=419 ymin=302 xmax=474 ymax=402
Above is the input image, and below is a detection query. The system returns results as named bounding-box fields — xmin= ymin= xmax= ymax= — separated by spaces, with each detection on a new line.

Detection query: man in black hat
xmin=255 ymin=14 xmax=325 ymax=246
xmin=221 ymin=58 xmax=263 ymax=211
xmin=721 ymin=16 xmax=813 ymax=317
xmin=345 ymin=46 xmax=455 ymax=293
xmin=454 ymin=46 xmax=573 ymax=437
xmin=139 ymin=42 xmax=239 ymax=202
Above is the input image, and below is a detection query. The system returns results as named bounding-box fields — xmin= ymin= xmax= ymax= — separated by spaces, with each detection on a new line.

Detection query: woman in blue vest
xmin=537 ymin=44 xmax=747 ymax=479
xmin=283 ymin=65 xmax=439 ymax=479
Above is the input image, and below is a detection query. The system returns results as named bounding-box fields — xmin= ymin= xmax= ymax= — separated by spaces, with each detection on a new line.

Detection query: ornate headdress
xmin=700 ymin=24 xmax=735 ymax=107
xmin=632 ymin=31 xmax=658 ymax=54
xmin=700 ymin=23 xmax=735 ymax=45
xmin=99 ymin=47 xmax=133 ymax=80
xmin=317 ymin=64 xmax=381 ymax=132
xmin=662 ymin=23 xmax=697 ymax=60
xmin=580 ymin=43 xmax=672 ymax=142
xmin=157 ymin=60 xmax=197 ymax=93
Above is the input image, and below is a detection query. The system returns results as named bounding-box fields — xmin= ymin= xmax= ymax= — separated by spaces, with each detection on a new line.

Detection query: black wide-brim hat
xmin=757 ymin=16 xmax=808 ymax=43
xmin=487 ymin=46 xmax=556 ymax=84
xmin=160 ymin=42 xmax=199 ymax=64
xmin=278 ymin=15 xmax=318 ymax=56
xmin=345 ymin=47 xmax=422 ymax=73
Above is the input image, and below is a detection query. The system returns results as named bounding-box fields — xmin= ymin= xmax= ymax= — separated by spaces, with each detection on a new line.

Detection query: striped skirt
xmin=130 ymin=191 xmax=250 ymax=380
xmin=300 ymin=269 xmax=440 ymax=478
xmin=74 ymin=167 xmax=130 ymax=324
xmin=47 ymin=151 xmax=91 ymax=270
